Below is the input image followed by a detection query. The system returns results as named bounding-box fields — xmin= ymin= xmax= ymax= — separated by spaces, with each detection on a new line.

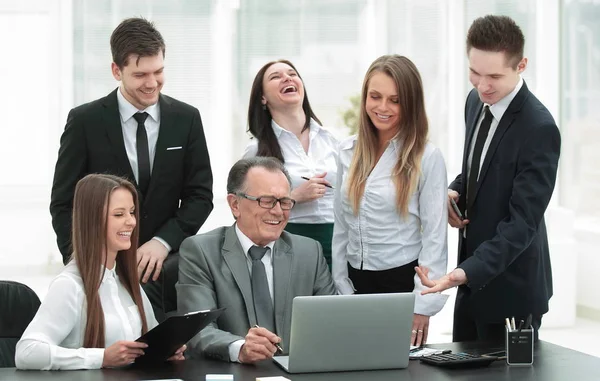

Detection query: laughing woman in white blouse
xmin=15 ymin=174 xmax=185 ymax=370
xmin=332 ymin=55 xmax=448 ymax=347
xmin=243 ymin=60 xmax=338 ymax=268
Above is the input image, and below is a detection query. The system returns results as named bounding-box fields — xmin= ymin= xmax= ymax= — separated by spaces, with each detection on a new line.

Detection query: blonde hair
xmin=347 ymin=55 xmax=428 ymax=217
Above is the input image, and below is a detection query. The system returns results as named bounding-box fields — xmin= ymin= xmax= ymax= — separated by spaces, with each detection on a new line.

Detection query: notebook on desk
xmin=272 ymin=293 xmax=415 ymax=373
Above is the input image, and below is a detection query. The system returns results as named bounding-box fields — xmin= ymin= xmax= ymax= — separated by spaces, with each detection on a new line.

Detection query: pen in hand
xmin=253 ymin=324 xmax=283 ymax=353
xmin=301 ymin=176 xmax=334 ymax=189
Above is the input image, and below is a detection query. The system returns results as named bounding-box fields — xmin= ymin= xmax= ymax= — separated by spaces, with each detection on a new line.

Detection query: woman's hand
xmin=102 ymin=340 xmax=148 ymax=368
xmin=291 ymin=172 xmax=332 ymax=203
xmin=411 ymin=314 xmax=430 ymax=346
xmin=167 ymin=344 xmax=186 ymax=361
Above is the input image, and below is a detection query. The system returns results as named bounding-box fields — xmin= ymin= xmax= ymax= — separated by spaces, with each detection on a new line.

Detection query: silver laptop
xmin=273 ymin=293 xmax=415 ymax=373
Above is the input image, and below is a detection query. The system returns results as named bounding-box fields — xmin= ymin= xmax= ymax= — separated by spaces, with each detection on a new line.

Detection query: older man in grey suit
xmin=177 ymin=157 xmax=336 ymax=363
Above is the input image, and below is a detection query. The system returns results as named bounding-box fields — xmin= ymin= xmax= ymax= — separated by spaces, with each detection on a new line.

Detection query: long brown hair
xmin=247 ymin=59 xmax=322 ymax=163
xmin=347 ymin=55 xmax=429 ymax=217
xmin=71 ymin=174 xmax=149 ymax=348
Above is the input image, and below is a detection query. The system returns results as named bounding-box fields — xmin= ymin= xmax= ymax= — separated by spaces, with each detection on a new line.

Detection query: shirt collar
xmin=487 ymin=76 xmax=523 ymax=121
xmin=270 ymin=118 xmax=321 ymax=138
xmin=116 ymin=86 xmax=160 ymax=123
xmin=234 ymin=223 xmax=275 ymax=260
xmin=101 ymin=263 xmax=118 ymax=283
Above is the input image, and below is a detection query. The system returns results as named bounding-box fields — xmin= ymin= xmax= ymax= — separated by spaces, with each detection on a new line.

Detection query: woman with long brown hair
xmin=16 ymin=174 xmax=184 ymax=370
xmin=331 ymin=55 xmax=448 ymax=347
xmin=243 ymin=59 xmax=338 ymax=268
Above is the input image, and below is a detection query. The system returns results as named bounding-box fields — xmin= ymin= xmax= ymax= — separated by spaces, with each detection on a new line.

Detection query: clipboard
xmin=134 ymin=307 xmax=225 ymax=363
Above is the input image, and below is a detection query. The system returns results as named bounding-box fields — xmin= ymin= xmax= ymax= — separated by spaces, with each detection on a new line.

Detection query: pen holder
xmin=506 ymin=328 xmax=533 ymax=365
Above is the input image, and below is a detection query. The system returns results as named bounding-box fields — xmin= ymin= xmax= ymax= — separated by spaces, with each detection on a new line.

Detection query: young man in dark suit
xmin=416 ymin=15 xmax=560 ymax=342
xmin=50 ymin=17 xmax=213 ymax=321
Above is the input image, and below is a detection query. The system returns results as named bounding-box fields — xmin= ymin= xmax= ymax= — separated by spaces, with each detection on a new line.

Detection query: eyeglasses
xmin=237 ymin=193 xmax=296 ymax=210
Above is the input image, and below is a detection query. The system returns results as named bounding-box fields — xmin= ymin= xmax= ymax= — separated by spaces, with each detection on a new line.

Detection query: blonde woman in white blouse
xmin=243 ymin=59 xmax=338 ymax=268
xmin=15 ymin=174 xmax=185 ymax=370
xmin=332 ymin=55 xmax=448 ymax=347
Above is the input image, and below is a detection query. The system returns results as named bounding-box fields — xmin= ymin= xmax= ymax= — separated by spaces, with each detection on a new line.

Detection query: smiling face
xmin=227 ymin=167 xmax=291 ymax=246
xmin=261 ymin=62 xmax=305 ymax=111
xmin=365 ymin=71 xmax=401 ymax=142
xmin=468 ymin=48 xmax=526 ymax=105
xmin=112 ymin=53 xmax=164 ymax=110
xmin=106 ymin=187 xmax=137 ymax=260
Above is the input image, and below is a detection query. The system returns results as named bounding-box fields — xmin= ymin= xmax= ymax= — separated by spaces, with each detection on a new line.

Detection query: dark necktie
xmin=133 ymin=112 xmax=151 ymax=195
xmin=467 ymin=106 xmax=493 ymax=207
xmin=248 ymin=245 xmax=275 ymax=333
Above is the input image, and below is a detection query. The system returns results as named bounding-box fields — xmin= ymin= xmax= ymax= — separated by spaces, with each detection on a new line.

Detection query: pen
xmin=253 ymin=325 xmax=284 ymax=353
xmin=517 ymin=319 xmax=525 ymax=332
xmin=505 ymin=318 xmax=512 ymax=332
xmin=301 ymin=176 xmax=334 ymax=189
xmin=511 ymin=317 xmax=516 ymax=331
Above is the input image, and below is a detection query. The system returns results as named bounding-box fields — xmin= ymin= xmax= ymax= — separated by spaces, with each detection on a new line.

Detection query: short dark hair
xmin=110 ymin=17 xmax=166 ymax=69
xmin=247 ymin=59 xmax=322 ymax=163
xmin=227 ymin=157 xmax=292 ymax=195
xmin=466 ymin=15 xmax=525 ymax=68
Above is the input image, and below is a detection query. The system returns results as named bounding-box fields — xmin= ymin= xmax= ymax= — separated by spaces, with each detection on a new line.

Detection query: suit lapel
xmin=273 ymin=237 xmax=292 ymax=337
xmin=469 ymin=82 xmax=529 ymax=207
xmin=102 ymin=89 xmax=136 ymax=182
xmin=462 ymin=96 xmax=484 ymax=197
xmin=222 ymin=226 xmax=256 ymax=327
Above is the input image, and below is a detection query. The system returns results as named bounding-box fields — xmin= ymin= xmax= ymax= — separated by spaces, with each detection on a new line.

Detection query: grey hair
xmin=227 ymin=157 xmax=292 ymax=195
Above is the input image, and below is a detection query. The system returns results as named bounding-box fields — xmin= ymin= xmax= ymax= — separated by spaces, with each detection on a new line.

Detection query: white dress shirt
xmin=467 ymin=77 xmax=524 ymax=181
xmin=15 ymin=261 xmax=158 ymax=370
xmin=332 ymin=136 xmax=449 ymax=316
xmin=227 ymin=224 xmax=276 ymax=362
xmin=243 ymin=119 xmax=338 ymax=223
xmin=117 ymin=87 xmax=161 ymax=179
xmin=116 ymin=88 xmax=170 ymax=251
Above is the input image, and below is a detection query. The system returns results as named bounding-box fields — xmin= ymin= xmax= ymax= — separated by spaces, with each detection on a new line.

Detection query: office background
xmin=0 ymin=0 xmax=598 ymax=353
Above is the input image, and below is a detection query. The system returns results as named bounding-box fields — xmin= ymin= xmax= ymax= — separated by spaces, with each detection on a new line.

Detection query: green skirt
xmin=284 ymin=222 xmax=333 ymax=270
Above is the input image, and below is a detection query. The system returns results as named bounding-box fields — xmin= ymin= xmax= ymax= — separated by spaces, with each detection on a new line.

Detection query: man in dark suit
xmin=177 ymin=157 xmax=336 ymax=363
xmin=416 ymin=15 xmax=560 ymax=342
xmin=50 ymin=18 xmax=213 ymax=321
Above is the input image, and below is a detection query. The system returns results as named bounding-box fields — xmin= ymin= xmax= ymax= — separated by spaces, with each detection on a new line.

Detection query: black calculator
xmin=420 ymin=351 xmax=498 ymax=369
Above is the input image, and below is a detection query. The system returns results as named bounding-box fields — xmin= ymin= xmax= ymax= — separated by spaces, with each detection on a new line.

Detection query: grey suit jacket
xmin=176 ymin=225 xmax=336 ymax=361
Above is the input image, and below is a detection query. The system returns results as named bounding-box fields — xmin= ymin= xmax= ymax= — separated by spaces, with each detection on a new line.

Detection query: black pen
xmin=517 ymin=319 xmax=525 ymax=332
xmin=301 ymin=176 xmax=334 ymax=189
xmin=253 ymin=324 xmax=283 ymax=353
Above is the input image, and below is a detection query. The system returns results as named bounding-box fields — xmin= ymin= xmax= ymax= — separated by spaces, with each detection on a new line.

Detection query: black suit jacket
xmin=449 ymin=82 xmax=561 ymax=321
xmin=50 ymin=89 xmax=214 ymax=263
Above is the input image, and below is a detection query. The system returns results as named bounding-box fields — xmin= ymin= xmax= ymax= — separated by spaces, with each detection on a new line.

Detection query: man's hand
xmin=291 ymin=172 xmax=331 ymax=203
xmin=415 ymin=266 xmax=468 ymax=295
xmin=167 ymin=344 xmax=186 ymax=361
xmin=102 ymin=340 xmax=148 ymax=368
xmin=411 ymin=314 xmax=430 ymax=347
xmin=448 ymin=190 xmax=469 ymax=228
xmin=137 ymin=239 xmax=169 ymax=283
xmin=238 ymin=326 xmax=281 ymax=363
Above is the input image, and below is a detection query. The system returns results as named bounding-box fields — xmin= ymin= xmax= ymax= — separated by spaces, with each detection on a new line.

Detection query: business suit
xmin=50 ymin=88 xmax=213 ymax=316
xmin=450 ymin=82 xmax=560 ymax=341
xmin=176 ymin=225 xmax=336 ymax=361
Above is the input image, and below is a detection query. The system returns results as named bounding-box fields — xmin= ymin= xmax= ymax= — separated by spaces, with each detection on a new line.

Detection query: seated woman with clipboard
xmin=15 ymin=174 xmax=187 ymax=370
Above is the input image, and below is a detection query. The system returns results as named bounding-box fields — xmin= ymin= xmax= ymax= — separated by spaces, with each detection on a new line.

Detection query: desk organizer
xmin=506 ymin=328 xmax=534 ymax=365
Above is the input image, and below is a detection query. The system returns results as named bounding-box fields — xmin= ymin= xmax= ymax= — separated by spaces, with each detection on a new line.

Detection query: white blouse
xmin=15 ymin=261 xmax=158 ymax=370
xmin=243 ymin=118 xmax=338 ymax=224
xmin=332 ymin=136 xmax=449 ymax=316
